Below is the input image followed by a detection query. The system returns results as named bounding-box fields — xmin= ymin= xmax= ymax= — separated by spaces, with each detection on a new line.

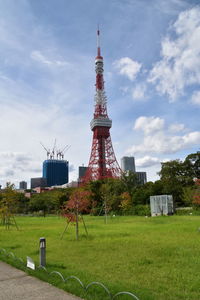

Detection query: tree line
xmin=0 ymin=151 xmax=199 ymax=218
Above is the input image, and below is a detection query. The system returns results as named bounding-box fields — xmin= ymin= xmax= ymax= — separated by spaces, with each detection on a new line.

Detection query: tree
xmin=151 ymin=180 xmax=164 ymax=196
xmin=46 ymin=189 xmax=72 ymax=213
xmin=182 ymin=186 xmax=195 ymax=206
xmin=100 ymin=183 xmax=113 ymax=223
xmin=16 ymin=193 xmax=30 ymax=214
xmin=158 ymin=153 xmax=200 ymax=206
xmin=132 ymin=186 xmax=149 ymax=206
xmin=192 ymin=179 xmax=200 ymax=207
xmin=184 ymin=152 xmax=200 ymax=180
xmin=121 ymin=171 xmax=138 ymax=197
xmin=88 ymin=180 xmax=103 ymax=214
xmin=158 ymin=160 xmax=187 ymax=206
xmin=159 ymin=153 xmax=200 ymax=186
xmin=29 ymin=193 xmax=53 ymax=217
xmin=102 ymin=178 xmax=124 ymax=212
xmin=61 ymin=188 xmax=91 ymax=240
xmin=88 ymin=178 xmax=124 ymax=215
xmin=119 ymin=192 xmax=132 ymax=214
xmin=0 ymin=183 xmax=19 ymax=229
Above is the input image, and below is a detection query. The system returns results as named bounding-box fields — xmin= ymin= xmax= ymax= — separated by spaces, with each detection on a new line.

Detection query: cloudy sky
xmin=0 ymin=0 xmax=200 ymax=188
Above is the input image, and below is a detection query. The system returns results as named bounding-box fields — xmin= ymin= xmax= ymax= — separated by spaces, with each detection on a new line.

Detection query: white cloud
xmin=0 ymin=168 xmax=15 ymax=178
xmin=132 ymin=84 xmax=147 ymax=100
xmin=191 ymin=90 xmax=200 ymax=105
xmin=31 ymin=50 xmax=69 ymax=67
xmin=183 ymin=131 xmax=200 ymax=145
xmin=0 ymin=151 xmax=41 ymax=184
xmin=134 ymin=116 xmax=165 ymax=135
xmin=168 ymin=123 xmax=185 ymax=132
xmin=135 ymin=156 xmax=161 ymax=168
xmin=113 ymin=57 xmax=142 ymax=81
xmin=148 ymin=7 xmax=200 ymax=100
xmin=127 ymin=128 xmax=200 ymax=155
xmin=127 ymin=115 xmax=200 ymax=156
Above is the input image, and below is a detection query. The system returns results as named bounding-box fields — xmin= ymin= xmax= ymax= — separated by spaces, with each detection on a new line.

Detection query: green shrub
xmin=175 ymin=207 xmax=200 ymax=216
xmin=133 ymin=204 xmax=151 ymax=216
xmin=122 ymin=204 xmax=151 ymax=216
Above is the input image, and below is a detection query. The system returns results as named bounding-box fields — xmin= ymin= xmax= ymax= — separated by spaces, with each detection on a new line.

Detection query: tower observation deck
xmin=82 ymin=29 xmax=121 ymax=182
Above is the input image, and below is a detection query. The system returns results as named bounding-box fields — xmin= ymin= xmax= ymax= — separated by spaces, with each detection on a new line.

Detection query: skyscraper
xmin=43 ymin=159 xmax=69 ymax=187
xmin=121 ymin=156 xmax=136 ymax=173
xmin=19 ymin=181 xmax=27 ymax=190
xmin=121 ymin=156 xmax=147 ymax=185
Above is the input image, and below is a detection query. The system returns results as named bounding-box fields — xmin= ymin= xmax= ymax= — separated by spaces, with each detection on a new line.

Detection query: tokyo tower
xmin=82 ymin=29 xmax=121 ymax=183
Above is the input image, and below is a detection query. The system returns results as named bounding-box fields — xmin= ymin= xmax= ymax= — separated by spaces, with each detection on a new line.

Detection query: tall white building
xmin=121 ymin=156 xmax=136 ymax=173
xmin=121 ymin=156 xmax=147 ymax=184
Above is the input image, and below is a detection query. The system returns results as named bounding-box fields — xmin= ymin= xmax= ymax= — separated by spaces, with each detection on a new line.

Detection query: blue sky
xmin=0 ymin=0 xmax=200 ymax=187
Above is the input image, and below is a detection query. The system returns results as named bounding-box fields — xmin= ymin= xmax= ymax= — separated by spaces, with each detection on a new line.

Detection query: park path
xmin=0 ymin=261 xmax=83 ymax=300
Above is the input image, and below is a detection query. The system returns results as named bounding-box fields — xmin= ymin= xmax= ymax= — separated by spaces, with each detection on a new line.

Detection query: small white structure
xmin=150 ymin=195 xmax=173 ymax=216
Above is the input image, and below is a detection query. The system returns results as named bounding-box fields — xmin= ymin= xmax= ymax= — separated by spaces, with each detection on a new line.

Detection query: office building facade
xmin=19 ymin=181 xmax=27 ymax=190
xmin=136 ymin=172 xmax=147 ymax=185
xmin=78 ymin=166 xmax=88 ymax=180
xmin=121 ymin=156 xmax=147 ymax=184
xmin=43 ymin=159 xmax=69 ymax=187
xmin=121 ymin=156 xmax=136 ymax=173
xmin=31 ymin=177 xmax=47 ymax=189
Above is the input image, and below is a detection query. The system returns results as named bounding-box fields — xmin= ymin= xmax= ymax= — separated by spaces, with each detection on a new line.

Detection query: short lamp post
xmin=39 ymin=237 xmax=46 ymax=267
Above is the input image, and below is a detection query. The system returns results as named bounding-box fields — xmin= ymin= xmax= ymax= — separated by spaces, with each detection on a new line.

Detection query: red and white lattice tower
xmin=82 ymin=29 xmax=121 ymax=183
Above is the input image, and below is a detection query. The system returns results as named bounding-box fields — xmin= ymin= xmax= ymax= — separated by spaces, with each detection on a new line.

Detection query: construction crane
xmin=40 ymin=140 xmax=70 ymax=160
xmin=50 ymin=139 xmax=57 ymax=159
xmin=40 ymin=142 xmax=50 ymax=159
xmin=56 ymin=145 xmax=71 ymax=160
xmin=61 ymin=145 xmax=71 ymax=160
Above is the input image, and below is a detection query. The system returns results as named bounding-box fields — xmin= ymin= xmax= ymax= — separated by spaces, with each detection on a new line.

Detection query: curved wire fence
xmin=0 ymin=248 xmax=140 ymax=300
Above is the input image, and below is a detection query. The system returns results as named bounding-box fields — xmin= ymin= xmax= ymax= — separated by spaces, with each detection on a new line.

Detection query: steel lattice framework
xmin=82 ymin=29 xmax=121 ymax=183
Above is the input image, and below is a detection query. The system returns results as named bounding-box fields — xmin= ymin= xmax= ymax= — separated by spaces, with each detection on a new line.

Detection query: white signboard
xmin=27 ymin=256 xmax=35 ymax=270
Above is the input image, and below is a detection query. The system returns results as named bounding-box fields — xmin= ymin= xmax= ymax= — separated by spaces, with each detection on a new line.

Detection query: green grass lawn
xmin=0 ymin=215 xmax=200 ymax=300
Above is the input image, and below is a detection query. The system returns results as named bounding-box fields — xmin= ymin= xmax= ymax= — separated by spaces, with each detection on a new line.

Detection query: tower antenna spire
xmin=97 ymin=25 xmax=101 ymax=57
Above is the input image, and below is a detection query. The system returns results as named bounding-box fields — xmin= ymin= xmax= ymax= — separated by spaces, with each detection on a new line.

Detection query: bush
xmin=175 ymin=207 xmax=200 ymax=216
xmin=133 ymin=204 xmax=151 ymax=216
xmin=122 ymin=204 xmax=150 ymax=216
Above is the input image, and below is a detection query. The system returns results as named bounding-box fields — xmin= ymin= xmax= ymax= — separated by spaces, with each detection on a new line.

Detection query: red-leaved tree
xmin=193 ymin=179 xmax=200 ymax=206
xmin=61 ymin=189 xmax=91 ymax=240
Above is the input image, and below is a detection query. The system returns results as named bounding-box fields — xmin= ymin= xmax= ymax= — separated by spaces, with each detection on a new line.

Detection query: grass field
xmin=0 ymin=215 xmax=200 ymax=300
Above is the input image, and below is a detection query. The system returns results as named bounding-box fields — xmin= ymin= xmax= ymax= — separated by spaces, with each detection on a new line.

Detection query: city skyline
xmin=0 ymin=0 xmax=200 ymax=187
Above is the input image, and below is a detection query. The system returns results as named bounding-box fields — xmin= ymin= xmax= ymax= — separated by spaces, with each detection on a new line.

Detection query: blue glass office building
xmin=43 ymin=159 xmax=69 ymax=187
